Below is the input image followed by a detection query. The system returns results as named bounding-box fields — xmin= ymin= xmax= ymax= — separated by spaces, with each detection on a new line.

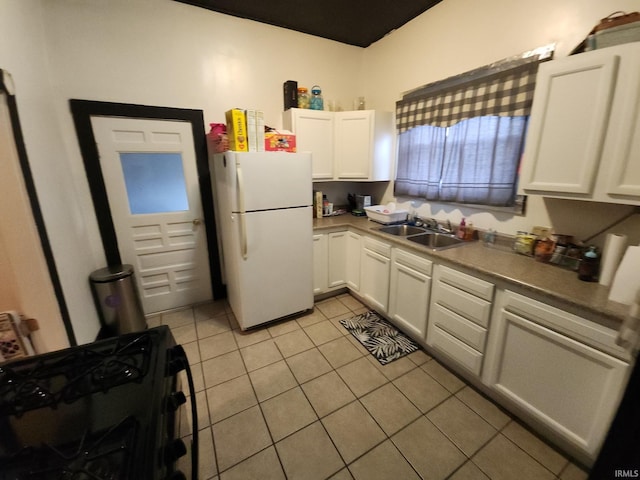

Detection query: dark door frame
xmin=69 ymin=99 xmax=225 ymax=300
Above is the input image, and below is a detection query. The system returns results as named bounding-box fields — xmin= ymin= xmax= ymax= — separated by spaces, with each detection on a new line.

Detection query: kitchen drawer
xmin=393 ymin=248 xmax=433 ymax=276
xmin=363 ymin=236 xmax=391 ymax=258
xmin=429 ymin=325 xmax=483 ymax=375
xmin=438 ymin=265 xmax=494 ymax=301
xmin=431 ymin=303 xmax=487 ymax=352
xmin=432 ymin=281 xmax=491 ymax=327
xmin=501 ymin=290 xmax=630 ymax=360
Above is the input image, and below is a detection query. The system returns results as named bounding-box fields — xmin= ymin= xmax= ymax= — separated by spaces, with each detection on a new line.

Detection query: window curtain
xmin=440 ymin=116 xmax=528 ymax=205
xmin=394 ymin=48 xmax=552 ymax=206
xmin=396 ymin=58 xmax=540 ymax=132
xmin=395 ymin=124 xmax=445 ymax=199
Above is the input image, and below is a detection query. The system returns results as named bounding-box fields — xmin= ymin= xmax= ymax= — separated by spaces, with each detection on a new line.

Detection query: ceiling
xmin=175 ymin=0 xmax=442 ymax=48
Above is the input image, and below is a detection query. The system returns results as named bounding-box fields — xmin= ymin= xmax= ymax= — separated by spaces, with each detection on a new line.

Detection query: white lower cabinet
xmin=427 ymin=265 xmax=494 ymax=376
xmin=313 ymin=231 xmax=350 ymax=295
xmin=316 ymin=227 xmax=634 ymax=463
xmin=483 ymin=290 xmax=631 ymax=460
xmin=345 ymin=231 xmax=361 ymax=291
xmin=388 ymin=248 xmax=432 ymax=339
xmin=312 ymin=234 xmax=328 ymax=295
xmin=360 ymin=236 xmax=391 ymax=313
xmin=328 ymin=231 xmax=347 ymax=288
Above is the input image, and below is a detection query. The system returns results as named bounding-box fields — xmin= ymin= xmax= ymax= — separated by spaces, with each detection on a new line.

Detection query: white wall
xmin=0 ymin=0 xmax=363 ymax=345
xmin=0 ymin=0 xmax=96 ymax=348
xmin=42 ymin=0 xmax=364 ymax=129
xmin=363 ymin=0 xmax=640 ymax=245
xmin=0 ymin=94 xmax=69 ymax=353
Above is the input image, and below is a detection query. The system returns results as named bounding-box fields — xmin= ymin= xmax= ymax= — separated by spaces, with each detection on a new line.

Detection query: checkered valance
xmin=396 ymin=58 xmax=541 ymax=132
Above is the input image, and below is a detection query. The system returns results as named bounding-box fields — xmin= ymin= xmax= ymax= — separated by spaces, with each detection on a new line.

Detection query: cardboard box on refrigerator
xmin=225 ymin=108 xmax=248 ymax=152
xmin=256 ymin=110 xmax=265 ymax=152
xmin=245 ymin=109 xmax=257 ymax=152
xmin=265 ymin=130 xmax=296 ymax=152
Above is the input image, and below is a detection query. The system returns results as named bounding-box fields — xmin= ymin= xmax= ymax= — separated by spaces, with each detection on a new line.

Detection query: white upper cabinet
xmin=334 ymin=110 xmax=393 ymax=180
xmin=283 ymin=109 xmax=334 ymax=179
xmin=283 ymin=108 xmax=393 ymax=181
xmin=520 ymin=42 xmax=640 ymax=204
xmin=605 ymin=44 xmax=640 ymax=198
xmin=521 ymin=49 xmax=618 ymax=194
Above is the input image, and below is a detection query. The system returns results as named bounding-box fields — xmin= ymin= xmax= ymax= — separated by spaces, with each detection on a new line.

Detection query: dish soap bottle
xmin=456 ymin=218 xmax=466 ymax=239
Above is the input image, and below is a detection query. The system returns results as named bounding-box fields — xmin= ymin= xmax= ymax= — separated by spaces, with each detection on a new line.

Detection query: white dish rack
xmin=364 ymin=204 xmax=409 ymax=224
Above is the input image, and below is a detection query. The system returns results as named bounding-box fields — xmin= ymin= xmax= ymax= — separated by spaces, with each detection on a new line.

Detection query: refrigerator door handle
xmin=236 ymin=164 xmax=248 ymax=260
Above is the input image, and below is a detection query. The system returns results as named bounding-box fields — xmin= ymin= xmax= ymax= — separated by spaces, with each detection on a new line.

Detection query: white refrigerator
xmin=211 ymin=151 xmax=313 ymax=330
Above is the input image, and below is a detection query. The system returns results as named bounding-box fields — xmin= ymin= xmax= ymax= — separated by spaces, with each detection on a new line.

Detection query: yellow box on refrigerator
xmin=225 ymin=109 xmax=248 ymax=152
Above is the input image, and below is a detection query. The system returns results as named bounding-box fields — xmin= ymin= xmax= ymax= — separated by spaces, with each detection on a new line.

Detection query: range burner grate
xmin=0 ymin=333 xmax=152 ymax=416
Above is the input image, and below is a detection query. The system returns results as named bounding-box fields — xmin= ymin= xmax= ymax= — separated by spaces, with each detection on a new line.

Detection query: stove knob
xmin=164 ymin=438 xmax=187 ymax=464
xmin=167 ymin=346 xmax=188 ymax=376
xmin=167 ymin=391 xmax=187 ymax=412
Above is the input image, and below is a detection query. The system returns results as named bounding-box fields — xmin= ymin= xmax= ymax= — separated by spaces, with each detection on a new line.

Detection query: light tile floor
xmin=149 ymin=293 xmax=590 ymax=480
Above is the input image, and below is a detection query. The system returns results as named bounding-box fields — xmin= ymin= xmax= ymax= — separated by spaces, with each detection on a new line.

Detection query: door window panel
xmin=120 ymin=152 xmax=189 ymax=214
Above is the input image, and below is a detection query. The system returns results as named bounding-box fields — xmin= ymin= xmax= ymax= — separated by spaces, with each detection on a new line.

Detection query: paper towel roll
xmin=609 ymin=246 xmax=640 ymax=304
xmin=599 ymin=233 xmax=628 ymax=286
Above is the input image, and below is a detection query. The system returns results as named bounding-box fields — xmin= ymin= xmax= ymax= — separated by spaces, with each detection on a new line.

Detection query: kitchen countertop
xmin=314 ymin=215 xmax=630 ymax=327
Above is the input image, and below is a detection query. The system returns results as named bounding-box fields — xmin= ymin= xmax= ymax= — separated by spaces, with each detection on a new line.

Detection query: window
xmin=395 ymin=47 xmax=553 ymax=209
xmin=120 ymin=152 xmax=190 ymax=214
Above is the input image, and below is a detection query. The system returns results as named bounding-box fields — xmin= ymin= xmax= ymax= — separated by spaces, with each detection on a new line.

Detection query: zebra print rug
xmin=340 ymin=311 xmax=419 ymax=365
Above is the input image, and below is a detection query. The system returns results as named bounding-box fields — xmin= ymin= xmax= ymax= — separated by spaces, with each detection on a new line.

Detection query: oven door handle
xmin=168 ymin=345 xmax=198 ymax=480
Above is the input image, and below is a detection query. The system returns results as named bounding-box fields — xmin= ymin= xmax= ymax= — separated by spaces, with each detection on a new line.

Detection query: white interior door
xmin=92 ymin=117 xmax=212 ymax=314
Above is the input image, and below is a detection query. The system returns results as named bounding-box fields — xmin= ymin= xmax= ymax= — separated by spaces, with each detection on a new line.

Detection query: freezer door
xmin=232 ymin=206 xmax=313 ymax=329
xmin=222 ymin=151 xmax=312 ymax=212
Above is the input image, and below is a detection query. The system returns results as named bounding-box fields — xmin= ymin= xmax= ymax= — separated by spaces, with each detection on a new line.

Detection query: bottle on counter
xmin=464 ymin=222 xmax=475 ymax=241
xmin=456 ymin=218 xmax=466 ymax=240
xmin=578 ymin=245 xmax=600 ymax=281
xmin=310 ymin=85 xmax=324 ymax=110
xmin=297 ymin=87 xmax=310 ymax=109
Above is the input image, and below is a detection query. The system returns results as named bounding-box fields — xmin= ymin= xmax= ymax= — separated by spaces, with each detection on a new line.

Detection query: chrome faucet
xmin=424 ymin=218 xmax=438 ymax=230
xmin=428 ymin=218 xmax=452 ymax=234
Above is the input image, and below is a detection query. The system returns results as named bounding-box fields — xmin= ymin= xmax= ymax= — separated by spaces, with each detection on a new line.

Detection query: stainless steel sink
xmin=407 ymin=232 xmax=467 ymax=250
xmin=376 ymin=224 xmax=469 ymax=250
xmin=377 ymin=225 xmax=428 ymax=236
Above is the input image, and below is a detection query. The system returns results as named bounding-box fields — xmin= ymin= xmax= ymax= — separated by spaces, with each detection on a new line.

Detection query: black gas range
xmin=0 ymin=326 xmax=197 ymax=480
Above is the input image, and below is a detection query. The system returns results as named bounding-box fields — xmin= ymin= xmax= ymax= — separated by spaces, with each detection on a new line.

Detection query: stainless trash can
xmin=90 ymin=264 xmax=146 ymax=335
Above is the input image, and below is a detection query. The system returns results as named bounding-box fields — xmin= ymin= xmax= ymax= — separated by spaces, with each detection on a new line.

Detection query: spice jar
xmin=297 ymin=87 xmax=310 ymax=109
xmin=534 ymin=237 xmax=555 ymax=263
xmin=310 ymin=85 xmax=324 ymax=110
